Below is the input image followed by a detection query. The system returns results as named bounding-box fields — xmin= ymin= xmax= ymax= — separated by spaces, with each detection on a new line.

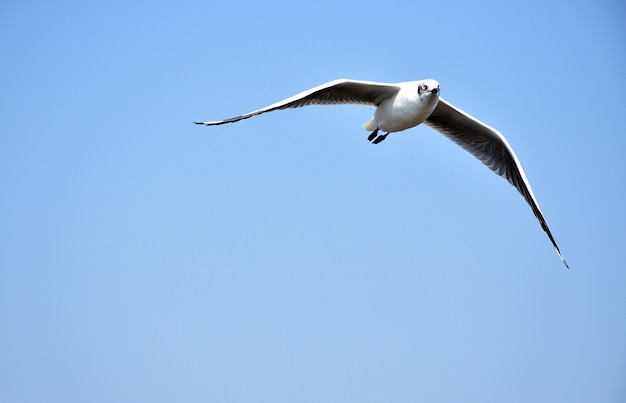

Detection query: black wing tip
xmin=555 ymin=247 xmax=569 ymax=269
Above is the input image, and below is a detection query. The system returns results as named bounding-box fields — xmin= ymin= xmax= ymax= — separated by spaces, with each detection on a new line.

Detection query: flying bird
xmin=195 ymin=79 xmax=568 ymax=268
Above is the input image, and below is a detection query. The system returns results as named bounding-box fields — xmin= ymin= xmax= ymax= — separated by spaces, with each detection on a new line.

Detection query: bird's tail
xmin=362 ymin=117 xmax=377 ymax=131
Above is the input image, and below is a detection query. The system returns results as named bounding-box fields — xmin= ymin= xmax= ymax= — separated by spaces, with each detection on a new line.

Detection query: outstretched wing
xmin=194 ymin=79 xmax=401 ymax=126
xmin=425 ymin=98 xmax=568 ymax=268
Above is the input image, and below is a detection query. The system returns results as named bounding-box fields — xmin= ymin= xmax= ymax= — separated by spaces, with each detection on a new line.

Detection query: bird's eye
xmin=420 ymin=84 xmax=428 ymax=91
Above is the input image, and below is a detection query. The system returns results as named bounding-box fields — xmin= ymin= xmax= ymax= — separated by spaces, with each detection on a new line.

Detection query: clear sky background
xmin=1 ymin=1 xmax=625 ymax=402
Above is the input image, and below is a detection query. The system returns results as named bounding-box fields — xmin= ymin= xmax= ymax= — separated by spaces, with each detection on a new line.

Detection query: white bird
xmin=195 ymin=79 xmax=568 ymax=268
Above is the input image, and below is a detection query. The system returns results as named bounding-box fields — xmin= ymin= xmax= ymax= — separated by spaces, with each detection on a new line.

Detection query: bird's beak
xmin=431 ymin=87 xmax=440 ymax=94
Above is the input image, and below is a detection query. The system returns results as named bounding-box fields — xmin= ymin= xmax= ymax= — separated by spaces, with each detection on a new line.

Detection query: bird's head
xmin=417 ymin=79 xmax=440 ymax=102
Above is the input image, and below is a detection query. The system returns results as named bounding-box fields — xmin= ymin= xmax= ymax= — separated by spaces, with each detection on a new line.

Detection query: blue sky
xmin=1 ymin=0 xmax=625 ymax=402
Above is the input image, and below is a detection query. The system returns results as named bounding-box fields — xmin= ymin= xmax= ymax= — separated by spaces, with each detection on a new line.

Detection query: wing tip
xmin=194 ymin=121 xmax=223 ymax=126
xmin=555 ymin=248 xmax=569 ymax=269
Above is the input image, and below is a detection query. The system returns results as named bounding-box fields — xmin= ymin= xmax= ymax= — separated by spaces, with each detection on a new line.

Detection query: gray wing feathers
xmin=195 ymin=79 xmax=400 ymax=126
xmin=425 ymin=99 xmax=568 ymax=267
xmin=425 ymin=99 xmax=523 ymax=187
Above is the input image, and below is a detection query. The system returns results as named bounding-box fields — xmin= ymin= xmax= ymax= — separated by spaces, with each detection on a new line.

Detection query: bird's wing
xmin=194 ymin=79 xmax=401 ymax=126
xmin=425 ymin=98 xmax=568 ymax=268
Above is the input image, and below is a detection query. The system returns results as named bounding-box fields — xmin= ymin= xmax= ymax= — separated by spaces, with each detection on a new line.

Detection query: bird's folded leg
xmin=367 ymin=128 xmax=379 ymax=142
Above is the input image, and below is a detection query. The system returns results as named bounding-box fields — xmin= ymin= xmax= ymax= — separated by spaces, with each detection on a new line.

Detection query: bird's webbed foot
xmin=367 ymin=128 xmax=379 ymax=142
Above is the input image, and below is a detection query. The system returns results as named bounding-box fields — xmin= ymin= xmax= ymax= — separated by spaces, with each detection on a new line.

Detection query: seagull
xmin=195 ymin=79 xmax=568 ymax=268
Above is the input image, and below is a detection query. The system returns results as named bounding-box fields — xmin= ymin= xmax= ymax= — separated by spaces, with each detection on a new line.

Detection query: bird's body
xmin=195 ymin=78 xmax=568 ymax=268
xmin=365 ymin=80 xmax=440 ymax=133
